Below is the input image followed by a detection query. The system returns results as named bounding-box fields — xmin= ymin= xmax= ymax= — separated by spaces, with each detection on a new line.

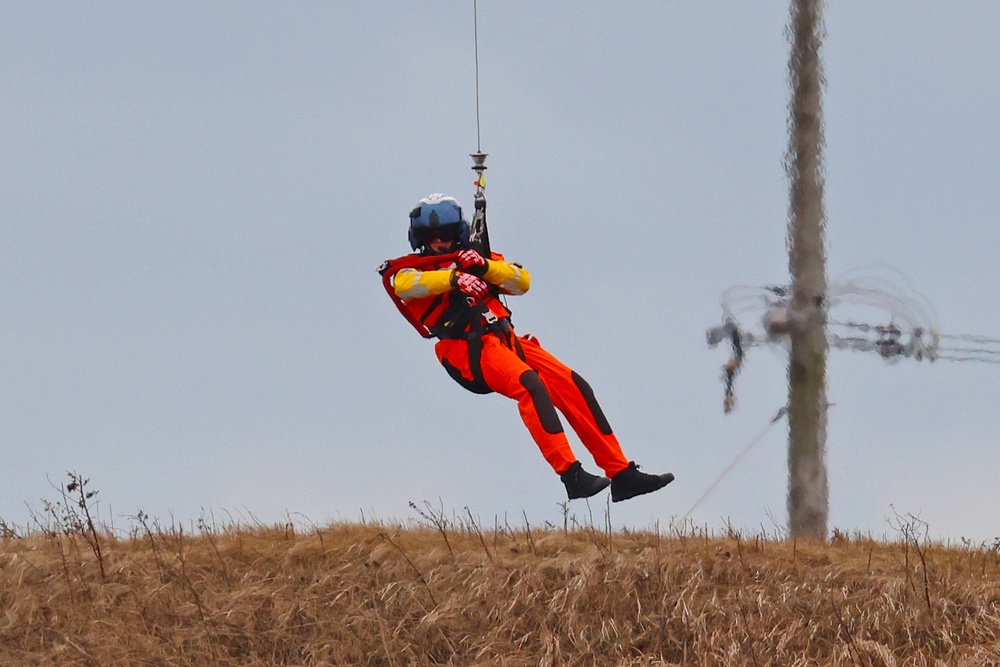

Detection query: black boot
xmin=611 ymin=462 xmax=674 ymax=502
xmin=560 ymin=461 xmax=611 ymax=500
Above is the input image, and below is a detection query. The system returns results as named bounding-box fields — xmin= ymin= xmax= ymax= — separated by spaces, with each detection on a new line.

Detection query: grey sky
xmin=2 ymin=2 xmax=998 ymax=542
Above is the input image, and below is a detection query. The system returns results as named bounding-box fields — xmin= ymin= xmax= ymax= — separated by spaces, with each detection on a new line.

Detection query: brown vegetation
xmin=2 ymin=482 xmax=999 ymax=665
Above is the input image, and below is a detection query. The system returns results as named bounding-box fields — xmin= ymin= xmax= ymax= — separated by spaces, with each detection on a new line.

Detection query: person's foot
xmin=610 ymin=462 xmax=674 ymax=502
xmin=560 ymin=461 xmax=611 ymax=500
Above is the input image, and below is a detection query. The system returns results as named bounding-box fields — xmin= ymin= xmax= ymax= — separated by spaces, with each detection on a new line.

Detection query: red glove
xmin=452 ymin=271 xmax=490 ymax=300
xmin=455 ymin=249 xmax=487 ymax=275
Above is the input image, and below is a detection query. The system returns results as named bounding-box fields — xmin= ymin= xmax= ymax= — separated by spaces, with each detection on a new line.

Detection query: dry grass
xmin=2 ymin=494 xmax=1000 ymax=667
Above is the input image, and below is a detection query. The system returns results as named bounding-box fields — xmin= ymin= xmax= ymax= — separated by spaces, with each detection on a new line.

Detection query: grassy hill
xmin=2 ymin=486 xmax=999 ymax=667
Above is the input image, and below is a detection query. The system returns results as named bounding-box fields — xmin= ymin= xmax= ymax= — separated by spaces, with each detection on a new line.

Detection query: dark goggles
xmin=417 ymin=225 xmax=461 ymax=243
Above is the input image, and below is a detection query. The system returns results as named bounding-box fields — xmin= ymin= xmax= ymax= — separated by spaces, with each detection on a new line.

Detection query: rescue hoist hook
xmin=469 ymin=151 xmax=489 ymax=254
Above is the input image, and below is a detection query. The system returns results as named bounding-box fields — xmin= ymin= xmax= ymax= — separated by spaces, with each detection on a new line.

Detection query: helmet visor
xmin=416 ymin=223 xmax=461 ymax=245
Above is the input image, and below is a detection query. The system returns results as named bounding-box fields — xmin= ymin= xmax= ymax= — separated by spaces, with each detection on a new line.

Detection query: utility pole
xmin=785 ymin=0 xmax=829 ymax=540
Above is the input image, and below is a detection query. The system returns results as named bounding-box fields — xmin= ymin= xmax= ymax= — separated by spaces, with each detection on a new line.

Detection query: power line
xmin=707 ymin=277 xmax=1000 ymax=411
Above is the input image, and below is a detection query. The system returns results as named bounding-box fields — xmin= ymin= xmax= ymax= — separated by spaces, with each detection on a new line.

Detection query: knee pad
xmin=572 ymin=371 xmax=613 ymax=435
xmin=519 ymin=370 xmax=564 ymax=434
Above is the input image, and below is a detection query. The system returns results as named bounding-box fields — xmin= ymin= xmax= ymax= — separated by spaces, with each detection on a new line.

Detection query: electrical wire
xmin=678 ymin=408 xmax=787 ymax=525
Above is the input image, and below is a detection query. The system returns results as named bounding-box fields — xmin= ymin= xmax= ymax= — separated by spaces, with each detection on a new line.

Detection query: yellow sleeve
xmin=482 ymin=258 xmax=530 ymax=295
xmin=393 ymin=268 xmax=455 ymax=301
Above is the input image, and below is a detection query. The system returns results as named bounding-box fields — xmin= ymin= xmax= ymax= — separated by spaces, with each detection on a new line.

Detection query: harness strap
xmin=513 ymin=333 xmax=526 ymax=361
xmin=468 ymin=336 xmax=488 ymax=390
xmin=440 ymin=334 xmax=494 ymax=395
xmin=434 ymin=314 xmax=512 ymax=341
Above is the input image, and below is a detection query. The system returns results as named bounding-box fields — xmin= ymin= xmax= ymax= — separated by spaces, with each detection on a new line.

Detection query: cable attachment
xmin=469 ymin=152 xmax=490 ymax=255
xmin=471 ymin=151 xmax=488 ymax=173
xmin=471 ymin=152 xmax=488 ymax=194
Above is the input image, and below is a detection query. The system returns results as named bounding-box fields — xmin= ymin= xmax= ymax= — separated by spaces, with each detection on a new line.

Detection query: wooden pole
xmin=785 ymin=0 xmax=829 ymax=541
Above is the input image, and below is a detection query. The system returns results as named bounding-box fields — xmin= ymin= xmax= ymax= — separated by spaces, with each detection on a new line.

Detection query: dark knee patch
xmin=572 ymin=371 xmax=613 ymax=435
xmin=519 ymin=370 xmax=564 ymax=434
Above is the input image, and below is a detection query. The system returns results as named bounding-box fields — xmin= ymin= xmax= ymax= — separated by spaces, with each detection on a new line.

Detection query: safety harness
xmin=377 ymin=251 xmax=511 ymax=340
xmin=378 ymin=250 xmax=525 ymax=395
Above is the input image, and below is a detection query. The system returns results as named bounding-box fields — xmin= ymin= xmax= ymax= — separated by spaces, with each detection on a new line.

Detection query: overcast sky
xmin=2 ymin=2 xmax=998 ymax=543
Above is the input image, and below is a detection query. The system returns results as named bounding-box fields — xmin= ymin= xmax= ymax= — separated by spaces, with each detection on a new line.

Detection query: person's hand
xmin=455 ymin=249 xmax=487 ymax=275
xmin=452 ymin=271 xmax=490 ymax=300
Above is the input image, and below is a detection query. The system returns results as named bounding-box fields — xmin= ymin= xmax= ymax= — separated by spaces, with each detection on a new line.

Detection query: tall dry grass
xmin=1 ymin=485 xmax=999 ymax=665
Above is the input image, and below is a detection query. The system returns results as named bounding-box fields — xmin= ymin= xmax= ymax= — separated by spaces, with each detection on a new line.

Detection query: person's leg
xmin=516 ymin=334 xmax=674 ymax=500
xmin=463 ymin=334 xmax=577 ymax=475
xmin=516 ymin=334 xmax=630 ymax=477
xmin=434 ymin=334 xmax=615 ymax=499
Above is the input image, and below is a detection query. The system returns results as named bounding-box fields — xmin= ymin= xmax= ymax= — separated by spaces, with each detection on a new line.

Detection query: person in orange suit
xmin=380 ymin=194 xmax=674 ymax=502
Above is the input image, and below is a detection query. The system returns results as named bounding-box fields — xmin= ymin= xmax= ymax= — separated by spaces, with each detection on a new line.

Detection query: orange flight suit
xmin=384 ymin=250 xmax=630 ymax=478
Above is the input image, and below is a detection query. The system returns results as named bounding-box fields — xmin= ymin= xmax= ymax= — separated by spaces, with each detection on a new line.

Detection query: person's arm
xmin=456 ymin=249 xmax=531 ymax=296
xmin=481 ymin=257 xmax=530 ymax=296
xmin=392 ymin=267 xmax=455 ymax=301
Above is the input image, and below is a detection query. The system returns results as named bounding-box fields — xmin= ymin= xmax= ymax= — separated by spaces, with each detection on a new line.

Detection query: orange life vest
xmin=377 ymin=251 xmax=511 ymax=339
